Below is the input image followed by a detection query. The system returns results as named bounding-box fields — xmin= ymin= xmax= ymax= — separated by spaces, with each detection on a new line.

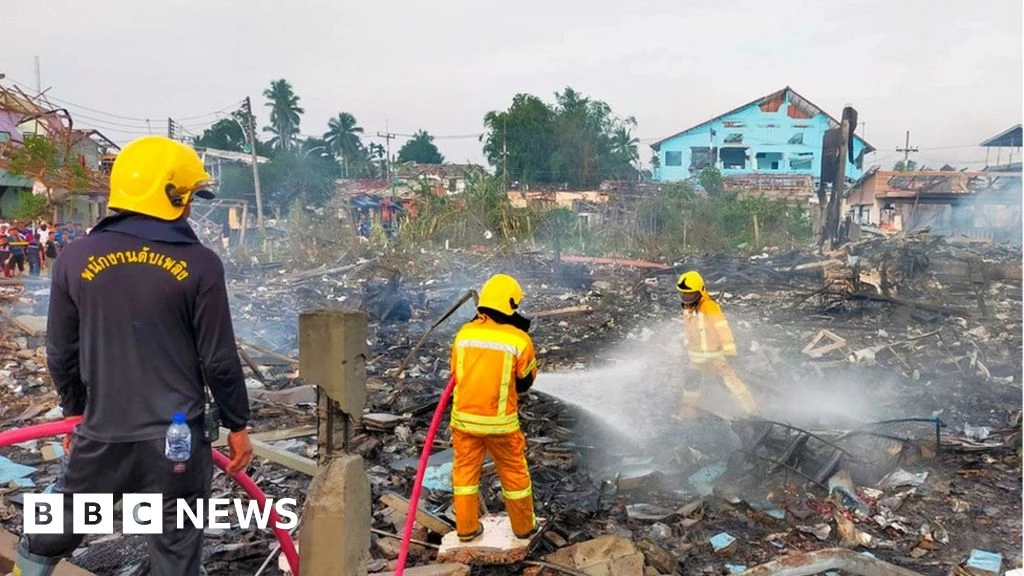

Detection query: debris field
xmin=0 ymin=230 xmax=1020 ymax=576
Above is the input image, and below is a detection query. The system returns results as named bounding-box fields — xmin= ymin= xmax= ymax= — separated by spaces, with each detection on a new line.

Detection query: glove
xmin=226 ymin=429 xmax=253 ymax=474
xmin=62 ymin=424 xmax=79 ymax=456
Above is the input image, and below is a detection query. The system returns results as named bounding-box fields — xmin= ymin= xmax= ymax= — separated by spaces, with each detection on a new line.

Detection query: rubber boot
xmin=457 ymin=525 xmax=483 ymax=542
xmin=12 ymin=538 xmax=59 ymax=576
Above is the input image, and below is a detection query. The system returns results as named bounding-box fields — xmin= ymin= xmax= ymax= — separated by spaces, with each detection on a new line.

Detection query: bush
xmin=390 ymin=173 xmax=812 ymax=259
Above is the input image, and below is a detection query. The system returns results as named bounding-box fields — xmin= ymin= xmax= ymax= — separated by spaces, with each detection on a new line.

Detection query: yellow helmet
xmin=676 ymin=270 xmax=705 ymax=294
xmin=108 ymin=136 xmax=216 ymax=221
xmin=478 ymin=273 xmax=524 ymax=316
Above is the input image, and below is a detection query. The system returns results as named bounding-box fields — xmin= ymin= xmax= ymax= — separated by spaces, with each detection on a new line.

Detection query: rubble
xmin=0 ymin=230 xmax=1020 ymax=574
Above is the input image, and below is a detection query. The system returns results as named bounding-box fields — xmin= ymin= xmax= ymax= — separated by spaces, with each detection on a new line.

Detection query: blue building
xmin=651 ymin=87 xmax=874 ymax=184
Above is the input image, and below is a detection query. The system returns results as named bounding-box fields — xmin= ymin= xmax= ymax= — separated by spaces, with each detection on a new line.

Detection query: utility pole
xmin=376 ymin=121 xmax=397 ymax=182
xmin=243 ymin=97 xmax=264 ymax=229
xmin=167 ymin=118 xmax=175 ymax=140
xmin=34 ymin=56 xmax=40 ymax=92
xmin=896 ymin=130 xmax=919 ymax=170
xmin=502 ymin=116 xmax=508 ymax=193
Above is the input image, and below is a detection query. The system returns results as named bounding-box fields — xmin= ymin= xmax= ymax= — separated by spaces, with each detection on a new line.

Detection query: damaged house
xmin=651 ymin=86 xmax=874 ymax=200
xmin=845 ymin=167 xmax=1022 ymax=242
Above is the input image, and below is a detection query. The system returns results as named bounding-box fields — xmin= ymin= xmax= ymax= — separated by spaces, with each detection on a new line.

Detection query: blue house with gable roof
xmin=651 ymin=87 xmax=874 ymax=184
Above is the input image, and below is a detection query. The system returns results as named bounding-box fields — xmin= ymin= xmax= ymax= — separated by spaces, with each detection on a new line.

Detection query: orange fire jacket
xmin=682 ymin=296 xmax=737 ymax=364
xmin=449 ymin=314 xmax=538 ymax=435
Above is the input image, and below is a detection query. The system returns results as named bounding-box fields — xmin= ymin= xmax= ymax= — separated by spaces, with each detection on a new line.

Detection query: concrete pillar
xmin=298 ymin=309 xmax=371 ymax=576
xmin=299 ymin=309 xmax=368 ymax=461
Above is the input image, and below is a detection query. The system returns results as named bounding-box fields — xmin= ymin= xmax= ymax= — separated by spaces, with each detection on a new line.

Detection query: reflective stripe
xmin=450 ymin=417 xmax=520 ymax=435
xmin=497 ymin=350 xmax=513 ymax=415
xmin=519 ymin=358 xmax=537 ymax=378
xmin=458 ymin=327 xmax=529 ymax=355
xmin=698 ymin=313 xmax=708 ymax=352
xmin=453 ymin=485 xmax=479 ymax=496
xmin=456 ymin=339 xmax=517 ymax=355
xmin=502 ymin=485 xmax=532 ymax=500
xmin=452 ymin=410 xmax=519 ymax=426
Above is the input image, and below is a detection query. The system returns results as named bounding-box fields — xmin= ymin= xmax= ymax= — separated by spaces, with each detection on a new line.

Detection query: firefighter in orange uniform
xmin=676 ymin=270 xmax=757 ymax=418
xmin=450 ymin=273 xmax=540 ymax=541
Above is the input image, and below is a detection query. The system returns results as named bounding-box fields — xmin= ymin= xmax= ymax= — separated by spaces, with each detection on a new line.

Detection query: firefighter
xmin=15 ymin=136 xmax=253 ymax=576
xmin=676 ymin=270 xmax=757 ymax=418
xmin=450 ymin=273 xmax=541 ymax=541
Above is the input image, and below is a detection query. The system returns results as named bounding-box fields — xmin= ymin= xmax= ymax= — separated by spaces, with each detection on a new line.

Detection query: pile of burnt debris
xmin=0 ymin=230 xmax=1019 ymax=575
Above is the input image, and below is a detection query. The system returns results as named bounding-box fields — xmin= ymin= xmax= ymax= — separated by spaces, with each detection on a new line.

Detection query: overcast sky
xmin=3 ymin=0 xmax=1021 ymax=170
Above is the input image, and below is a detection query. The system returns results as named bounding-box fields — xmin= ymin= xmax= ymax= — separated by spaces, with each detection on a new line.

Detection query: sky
xmin=3 ymin=0 xmax=1022 ymax=171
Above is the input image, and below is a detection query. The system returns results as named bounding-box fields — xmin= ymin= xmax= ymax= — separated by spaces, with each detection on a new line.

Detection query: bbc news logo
xmin=23 ymin=494 xmax=299 ymax=534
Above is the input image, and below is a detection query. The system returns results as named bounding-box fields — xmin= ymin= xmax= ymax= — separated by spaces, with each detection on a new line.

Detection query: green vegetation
xmin=397 ymin=130 xmax=444 ymax=164
xmin=482 ymin=87 xmax=639 ymax=188
xmin=188 ymin=79 xmax=810 ymax=260
xmin=392 ymin=172 xmax=811 ymax=258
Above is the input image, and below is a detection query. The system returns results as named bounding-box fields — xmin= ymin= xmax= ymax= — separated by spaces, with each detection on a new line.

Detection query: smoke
xmin=531 ymin=306 xmax=918 ymax=486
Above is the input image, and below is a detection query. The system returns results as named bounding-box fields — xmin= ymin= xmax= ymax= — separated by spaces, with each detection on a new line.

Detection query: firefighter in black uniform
xmin=14 ymin=135 xmax=254 ymax=576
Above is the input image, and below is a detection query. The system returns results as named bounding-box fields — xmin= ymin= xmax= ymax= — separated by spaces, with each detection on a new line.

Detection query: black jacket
xmin=47 ymin=212 xmax=250 ymax=443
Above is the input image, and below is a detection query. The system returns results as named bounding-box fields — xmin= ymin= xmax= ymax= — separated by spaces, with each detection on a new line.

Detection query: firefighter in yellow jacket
xmin=676 ymin=270 xmax=757 ymax=418
xmin=450 ymin=274 xmax=540 ymax=541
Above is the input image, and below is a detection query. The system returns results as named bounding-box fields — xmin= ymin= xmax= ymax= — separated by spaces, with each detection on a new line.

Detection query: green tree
xmin=698 ymin=167 xmax=724 ymax=194
xmin=364 ymin=143 xmax=386 ymax=178
xmin=893 ymin=159 xmax=918 ymax=172
xmin=397 ymin=130 xmax=445 ymax=164
xmin=483 ymin=94 xmax=556 ymax=184
xmin=481 ymin=87 xmax=637 ymax=188
xmin=323 ymin=112 xmax=364 ymax=177
xmin=609 ymin=121 xmax=639 ymax=179
xmin=193 ymin=118 xmax=247 ymax=152
xmin=259 ymin=140 xmax=341 ymax=210
xmin=262 ymin=79 xmax=304 ymax=152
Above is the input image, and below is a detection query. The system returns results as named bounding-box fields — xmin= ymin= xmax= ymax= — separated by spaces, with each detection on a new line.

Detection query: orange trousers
xmin=681 ymin=359 xmax=757 ymax=416
xmin=451 ymin=428 xmax=536 ymax=538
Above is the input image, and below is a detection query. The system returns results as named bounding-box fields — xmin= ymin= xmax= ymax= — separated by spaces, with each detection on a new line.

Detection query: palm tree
xmin=262 ymin=79 xmax=304 ymax=152
xmin=611 ymin=125 xmax=640 ymax=179
xmin=323 ymin=112 xmax=364 ymax=178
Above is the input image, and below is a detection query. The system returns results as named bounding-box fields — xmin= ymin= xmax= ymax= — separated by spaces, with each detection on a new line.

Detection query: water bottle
xmin=165 ymin=412 xmax=191 ymax=462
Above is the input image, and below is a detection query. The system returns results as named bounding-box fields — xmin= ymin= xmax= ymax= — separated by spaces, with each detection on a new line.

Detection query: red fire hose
xmin=394 ymin=375 xmax=456 ymax=576
xmin=0 ymin=417 xmax=300 ymax=575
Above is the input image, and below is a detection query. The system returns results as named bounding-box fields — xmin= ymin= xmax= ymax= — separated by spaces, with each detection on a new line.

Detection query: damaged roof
xmin=650 ymin=86 xmax=875 ymax=153
xmin=980 ymin=124 xmax=1022 ymax=148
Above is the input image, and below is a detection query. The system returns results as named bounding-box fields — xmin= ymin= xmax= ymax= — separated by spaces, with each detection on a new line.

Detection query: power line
xmin=5 ymin=76 xmax=243 ymax=126
xmin=896 ymin=130 xmax=919 ymax=166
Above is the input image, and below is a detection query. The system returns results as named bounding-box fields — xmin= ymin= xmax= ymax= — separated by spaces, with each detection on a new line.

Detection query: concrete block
xmin=544 ymin=534 xmax=643 ymax=576
xmin=436 ymin=514 xmax=539 ymax=565
xmin=299 ymin=453 xmax=371 ymax=576
xmin=370 ymin=563 xmax=470 ymax=576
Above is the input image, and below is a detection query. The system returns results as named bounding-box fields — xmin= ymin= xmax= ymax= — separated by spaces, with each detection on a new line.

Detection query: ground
xmin=0 ymin=231 xmax=1020 ymax=575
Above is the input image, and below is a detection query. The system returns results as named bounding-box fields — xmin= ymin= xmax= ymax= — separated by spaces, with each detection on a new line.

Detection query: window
xmin=756 ymin=152 xmax=783 ymax=170
xmin=720 ymin=148 xmax=747 ymax=169
xmin=789 ymin=152 xmax=814 ymax=170
xmin=665 ymin=151 xmax=683 ymax=167
xmin=689 ymin=147 xmax=717 ymax=171
xmin=448 ymin=178 xmax=457 ymax=192
xmin=857 ymin=206 xmax=872 ymax=225
xmin=788 ymin=133 xmax=804 ymax=145
xmin=724 ymin=133 xmax=744 ymax=144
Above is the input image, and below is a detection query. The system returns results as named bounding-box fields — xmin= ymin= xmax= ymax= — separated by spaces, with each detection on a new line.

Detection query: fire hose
xmin=0 ymin=417 xmax=300 ymax=575
xmin=394 ymin=375 xmax=456 ymax=576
